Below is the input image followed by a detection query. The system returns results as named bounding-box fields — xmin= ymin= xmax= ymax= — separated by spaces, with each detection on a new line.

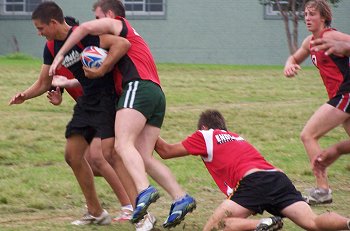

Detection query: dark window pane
xmin=7 ymin=0 xmax=23 ymax=3
xmin=26 ymin=0 xmax=42 ymax=11
xmin=146 ymin=0 xmax=163 ymax=12
xmin=6 ymin=5 xmax=24 ymax=11
xmin=125 ymin=3 xmax=143 ymax=11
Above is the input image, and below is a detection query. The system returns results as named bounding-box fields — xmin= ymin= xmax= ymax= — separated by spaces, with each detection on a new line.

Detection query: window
xmin=264 ymin=0 xmax=304 ymax=19
xmin=0 ymin=0 xmax=43 ymax=19
xmin=123 ymin=0 xmax=166 ymax=20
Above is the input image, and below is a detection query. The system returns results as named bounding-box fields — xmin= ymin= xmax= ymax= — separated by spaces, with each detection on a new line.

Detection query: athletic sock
xmin=121 ymin=204 xmax=133 ymax=212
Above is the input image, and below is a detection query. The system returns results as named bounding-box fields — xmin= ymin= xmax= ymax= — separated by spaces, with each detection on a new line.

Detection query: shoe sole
xmin=162 ymin=201 xmax=197 ymax=229
xmin=131 ymin=192 xmax=160 ymax=224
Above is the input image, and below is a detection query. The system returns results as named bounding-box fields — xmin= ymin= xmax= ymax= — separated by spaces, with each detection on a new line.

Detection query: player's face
xmin=94 ymin=7 xmax=107 ymax=19
xmin=33 ymin=19 xmax=55 ymax=40
xmin=304 ymin=7 xmax=325 ymax=33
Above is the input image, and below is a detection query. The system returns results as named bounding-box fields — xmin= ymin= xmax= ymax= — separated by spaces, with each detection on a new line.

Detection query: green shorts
xmin=117 ymin=80 xmax=166 ymax=128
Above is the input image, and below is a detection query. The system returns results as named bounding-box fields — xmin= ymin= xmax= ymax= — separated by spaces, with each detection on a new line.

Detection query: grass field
xmin=0 ymin=55 xmax=349 ymax=230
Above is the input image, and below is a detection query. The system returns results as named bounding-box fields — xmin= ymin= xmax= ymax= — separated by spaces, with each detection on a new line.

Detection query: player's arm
xmin=52 ymin=75 xmax=80 ymax=88
xmin=315 ymin=139 xmax=350 ymax=168
xmin=49 ymin=18 xmax=123 ymax=76
xmin=83 ymin=34 xmax=130 ymax=78
xmin=155 ymin=137 xmax=189 ymax=159
xmin=283 ymin=36 xmax=311 ymax=78
xmin=9 ymin=64 xmax=53 ymax=105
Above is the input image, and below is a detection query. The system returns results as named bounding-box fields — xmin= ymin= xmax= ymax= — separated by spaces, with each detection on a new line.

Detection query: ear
xmin=106 ymin=10 xmax=116 ymax=18
xmin=201 ymin=125 xmax=209 ymax=130
xmin=50 ymin=19 xmax=60 ymax=26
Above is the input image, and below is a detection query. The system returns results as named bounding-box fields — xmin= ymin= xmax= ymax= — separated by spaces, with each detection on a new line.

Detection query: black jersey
xmin=43 ymin=28 xmax=114 ymax=96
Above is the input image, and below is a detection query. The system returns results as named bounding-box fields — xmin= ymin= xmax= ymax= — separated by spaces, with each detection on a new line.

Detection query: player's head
xmin=304 ymin=0 xmax=332 ymax=27
xmin=32 ymin=2 xmax=64 ymax=25
xmin=32 ymin=2 xmax=64 ymax=40
xmin=197 ymin=110 xmax=227 ymax=131
xmin=93 ymin=0 xmax=126 ymax=19
xmin=64 ymin=16 xmax=80 ymax=27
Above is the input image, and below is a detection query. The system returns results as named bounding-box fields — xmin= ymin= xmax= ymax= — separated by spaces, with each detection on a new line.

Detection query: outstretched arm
xmin=314 ymin=140 xmax=350 ymax=168
xmin=155 ymin=137 xmax=189 ymax=159
xmin=49 ymin=18 xmax=123 ymax=76
xmin=9 ymin=64 xmax=53 ymax=105
xmin=283 ymin=36 xmax=311 ymax=78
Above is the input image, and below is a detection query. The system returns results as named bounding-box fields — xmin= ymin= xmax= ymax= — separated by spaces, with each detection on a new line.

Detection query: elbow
xmin=155 ymin=148 xmax=171 ymax=160
xmin=123 ymin=40 xmax=131 ymax=53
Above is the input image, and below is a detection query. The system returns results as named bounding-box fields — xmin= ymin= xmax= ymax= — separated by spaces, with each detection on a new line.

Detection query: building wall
xmin=0 ymin=0 xmax=349 ymax=65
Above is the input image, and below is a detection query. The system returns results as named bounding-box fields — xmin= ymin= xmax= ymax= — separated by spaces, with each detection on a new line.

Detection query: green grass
xmin=0 ymin=56 xmax=349 ymax=230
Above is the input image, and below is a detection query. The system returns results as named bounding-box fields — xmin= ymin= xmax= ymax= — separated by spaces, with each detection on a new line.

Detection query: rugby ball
xmin=81 ymin=46 xmax=108 ymax=68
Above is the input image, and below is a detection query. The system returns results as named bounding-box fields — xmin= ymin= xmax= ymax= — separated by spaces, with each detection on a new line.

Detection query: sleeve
xmin=181 ymin=131 xmax=208 ymax=156
xmin=43 ymin=44 xmax=53 ymax=65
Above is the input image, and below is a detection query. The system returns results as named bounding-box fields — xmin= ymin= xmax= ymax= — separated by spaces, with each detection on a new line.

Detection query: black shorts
xmin=327 ymin=93 xmax=350 ymax=113
xmin=229 ymin=171 xmax=304 ymax=217
xmin=65 ymin=90 xmax=116 ymax=143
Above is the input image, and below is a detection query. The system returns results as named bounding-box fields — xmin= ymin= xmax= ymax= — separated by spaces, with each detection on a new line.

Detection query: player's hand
xmin=310 ymin=38 xmax=346 ymax=57
xmin=83 ymin=66 xmax=106 ymax=79
xmin=52 ymin=75 xmax=70 ymax=88
xmin=47 ymin=86 xmax=62 ymax=105
xmin=9 ymin=92 xmax=26 ymax=105
xmin=283 ymin=64 xmax=301 ymax=78
xmin=313 ymin=146 xmax=340 ymax=169
xmin=311 ymin=154 xmax=327 ymax=179
xmin=49 ymin=54 xmax=64 ymax=76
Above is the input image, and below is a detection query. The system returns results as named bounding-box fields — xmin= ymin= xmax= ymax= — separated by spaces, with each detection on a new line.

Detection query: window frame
xmin=0 ymin=0 xmax=43 ymax=20
xmin=122 ymin=0 xmax=166 ymax=20
xmin=263 ymin=0 xmax=304 ymax=20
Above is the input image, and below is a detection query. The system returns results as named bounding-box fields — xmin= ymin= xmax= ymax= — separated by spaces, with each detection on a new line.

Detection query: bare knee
xmin=300 ymin=129 xmax=311 ymax=144
xmin=65 ymin=150 xmax=82 ymax=168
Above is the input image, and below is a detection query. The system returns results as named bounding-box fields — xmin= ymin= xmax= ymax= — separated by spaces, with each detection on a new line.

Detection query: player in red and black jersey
xmin=283 ymin=0 xmax=350 ymax=205
xmin=155 ymin=109 xmax=350 ymax=231
xmin=48 ymin=0 xmax=196 ymax=228
xmin=9 ymin=2 xmax=130 ymax=225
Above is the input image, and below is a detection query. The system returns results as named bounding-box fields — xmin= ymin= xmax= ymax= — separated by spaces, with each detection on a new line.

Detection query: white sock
xmin=121 ymin=204 xmax=133 ymax=212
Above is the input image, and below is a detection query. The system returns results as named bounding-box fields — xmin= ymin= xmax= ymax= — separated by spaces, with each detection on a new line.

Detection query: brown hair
xmin=93 ymin=0 xmax=126 ymax=18
xmin=197 ymin=110 xmax=228 ymax=131
xmin=305 ymin=0 xmax=332 ymax=27
xmin=32 ymin=1 xmax=64 ymax=24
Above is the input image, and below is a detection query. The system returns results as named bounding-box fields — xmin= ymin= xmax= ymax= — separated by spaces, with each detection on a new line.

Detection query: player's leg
xmin=203 ymin=199 xmax=255 ymax=231
xmin=109 ymin=147 xmax=138 ymax=208
xmin=282 ymin=201 xmax=350 ymax=230
xmin=301 ymin=103 xmax=349 ymax=203
xmin=65 ymin=135 xmax=105 ymax=219
xmin=115 ymin=108 xmax=158 ymax=224
xmin=87 ymin=137 xmax=132 ymax=219
xmin=342 ymin=117 xmax=350 ymax=136
xmin=115 ymin=108 xmax=149 ymax=191
xmin=136 ymin=124 xmax=185 ymax=200
xmin=115 ymin=81 xmax=162 ymax=223
xmin=136 ymin=124 xmax=196 ymax=228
